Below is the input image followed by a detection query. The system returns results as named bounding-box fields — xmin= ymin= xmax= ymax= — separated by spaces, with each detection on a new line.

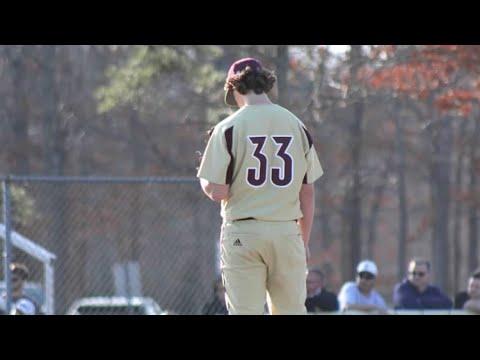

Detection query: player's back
xmin=219 ymin=103 xmax=312 ymax=222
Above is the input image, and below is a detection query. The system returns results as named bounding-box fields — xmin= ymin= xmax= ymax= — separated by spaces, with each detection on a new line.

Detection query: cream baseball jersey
xmin=197 ymin=103 xmax=323 ymax=222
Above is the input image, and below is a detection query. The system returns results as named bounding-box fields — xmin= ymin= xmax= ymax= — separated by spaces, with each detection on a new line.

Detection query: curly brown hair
xmin=224 ymin=66 xmax=276 ymax=95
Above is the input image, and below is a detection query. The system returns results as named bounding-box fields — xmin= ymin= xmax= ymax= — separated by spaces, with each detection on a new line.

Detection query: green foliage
xmin=1 ymin=185 xmax=36 ymax=228
xmin=95 ymin=45 xmax=224 ymax=114
xmin=189 ymin=63 xmax=225 ymax=95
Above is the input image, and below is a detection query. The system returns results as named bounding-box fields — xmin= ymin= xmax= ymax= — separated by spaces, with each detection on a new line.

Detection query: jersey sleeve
xmin=197 ymin=125 xmax=233 ymax=185
xmin=304 ymin=145 xmax=324 ymax=184
xmin=301 ymin=126 xmax=324 ymax=184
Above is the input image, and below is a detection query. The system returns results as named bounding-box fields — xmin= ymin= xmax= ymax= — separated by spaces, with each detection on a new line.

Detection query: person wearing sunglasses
xmin=454 ymin=268 xmax=480 ymax=314
xmin=393 ymin=258 xmax=452 ymax=310
xmin=337 ymin=260 xmax=389 ymax=314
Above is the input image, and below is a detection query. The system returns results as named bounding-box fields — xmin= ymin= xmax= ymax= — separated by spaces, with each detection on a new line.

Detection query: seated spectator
xmin=1 ymin=263 xmax=41 ymax=315
xmin=393 ymin=258 xmax=452 ymax=310
xmin=11 ymin=298 xmax=37 ymax=315
xmin=338 ymin=260 xmax=389 ymax=314
xmin=305 ymin=267 xmax=339 ymax=313
xmin=202 ymin=276 xmax=228 ymax=315
xmin=454 ymin=268 xmax=480 ymax=314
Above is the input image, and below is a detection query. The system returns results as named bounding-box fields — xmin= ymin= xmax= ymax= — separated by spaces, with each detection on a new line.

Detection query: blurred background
xmin=0 ymin=45 xmax=479 ymax=314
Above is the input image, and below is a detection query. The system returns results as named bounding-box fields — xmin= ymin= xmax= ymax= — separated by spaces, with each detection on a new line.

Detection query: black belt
xmin=234 ymin=217 xmax=297 ymax=222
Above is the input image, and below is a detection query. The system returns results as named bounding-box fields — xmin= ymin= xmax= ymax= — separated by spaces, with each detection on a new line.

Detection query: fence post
xmin=2 ymin=177 xmax=13 ymax=314
xmin=45 ymin=260 xmax=55 ymax=314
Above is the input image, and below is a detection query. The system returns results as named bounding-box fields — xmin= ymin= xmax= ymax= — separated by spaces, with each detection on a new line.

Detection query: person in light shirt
xmin=338 ymin=260 xmax=388 ymax=315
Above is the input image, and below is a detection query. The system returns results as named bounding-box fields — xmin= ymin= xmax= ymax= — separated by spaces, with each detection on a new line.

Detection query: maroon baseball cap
xmin=224 ymin=57 xmax=263 ymax=107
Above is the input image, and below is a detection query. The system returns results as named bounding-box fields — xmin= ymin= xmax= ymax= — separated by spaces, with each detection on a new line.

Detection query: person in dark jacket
xmin=454 ymin=268 xmax=480 ymax=314
xmin=305 ymin=267 xmax=339 ymax=313
xmin=393 ymin=258 xmax=452 ymax=310
xmin=202 ymin=276 xmax=228 ymax=315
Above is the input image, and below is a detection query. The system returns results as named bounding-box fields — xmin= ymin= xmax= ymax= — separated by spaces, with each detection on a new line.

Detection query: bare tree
xmin=468 ymin=116 xmax=480 ymax=273
xmin=342 ymin=45 xmax=365 ymax=280
xmin=394 ymin=99 xmax=409 ymax=281
xmin=275 ymin=45 xmax=289 ymax=107
xmin=452 ymin=118 xmax=467 ymax=292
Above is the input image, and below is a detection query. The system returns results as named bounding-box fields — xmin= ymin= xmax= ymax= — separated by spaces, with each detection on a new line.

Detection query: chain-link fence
xmin=1 ymin=176 xmax=222 ymax=315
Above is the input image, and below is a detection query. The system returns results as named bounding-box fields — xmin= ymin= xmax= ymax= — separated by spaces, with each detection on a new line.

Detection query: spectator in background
xmin=393 ymin=258 xmax=452 ymax=310
xmin=202 ymin=276 xmax=228 ymax=315
xmin=1 ymin=263 xmax=41 ymax=315
xmin=305 ymin=267 xmax=339 ymax=313
xmin=338 ymin=260 xmax=389 ymax=314
xmin=454 ymin=268 xmax=480 ymax=314
xmin=11 ymin=298 xmax=37 ymax=315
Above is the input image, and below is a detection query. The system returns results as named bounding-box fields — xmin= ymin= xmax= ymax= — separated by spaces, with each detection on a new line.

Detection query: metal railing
xmin=310 ymin=309 xmax=477 ymax=315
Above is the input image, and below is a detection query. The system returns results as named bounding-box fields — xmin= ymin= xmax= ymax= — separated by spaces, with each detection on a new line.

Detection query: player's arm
xmin=197 ymin=124 xmax=233 ymax=202
xmin=298 ymin=183 xmax=314 ymax=248
xmin=298 ymin=125 xmax=323 ymax=260
xmin=200 ymin=178 xmax=229 ymax=203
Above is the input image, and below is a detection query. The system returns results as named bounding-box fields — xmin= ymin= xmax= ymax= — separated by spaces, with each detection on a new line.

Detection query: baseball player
xmin=197 ymin=58 xmax=323 ymax=315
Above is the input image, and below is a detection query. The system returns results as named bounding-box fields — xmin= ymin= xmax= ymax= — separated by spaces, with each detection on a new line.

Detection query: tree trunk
xmin=468 ymin=118 xmax=480 ymax=273
xmin=320 ymin=189 xmax=333 ymax=251
xmin=275 ymin=46 xmax=289 ymax=107
xmin=452 ymin=119 xmax=467 ymax=293
xmin=11 ymin=46 xmax=30 ymax=175
xmin=394 ymin=100 xmax=409 ymax=281
xmin=309 ymin=47 xmax=333 ymax=251
xmin=367 ymin=151 xmax=393 ymax=260
xmin=41 ymin=45 xmax=72 ymax=313
xmin=340 ymin=46 xmax=365 ymax=281
xmin=126 ymin=109 xmax=144 ymax=263
xmin=341 ymin=190 xmax=353 ymax=281
xmin=429 ymin=115 xmax=452 ymax=291
xmin=43 ymin=47 xmax=66 ymax=176
xmin=347 ymin=45 xmax=364 ymax=279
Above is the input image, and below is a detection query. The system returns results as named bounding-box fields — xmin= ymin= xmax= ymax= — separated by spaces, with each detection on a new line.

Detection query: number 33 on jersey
xmin=197 ymin=104 xmax=324 ymax=222
xmin=247 ymin=135 xmax=293 ymax=188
